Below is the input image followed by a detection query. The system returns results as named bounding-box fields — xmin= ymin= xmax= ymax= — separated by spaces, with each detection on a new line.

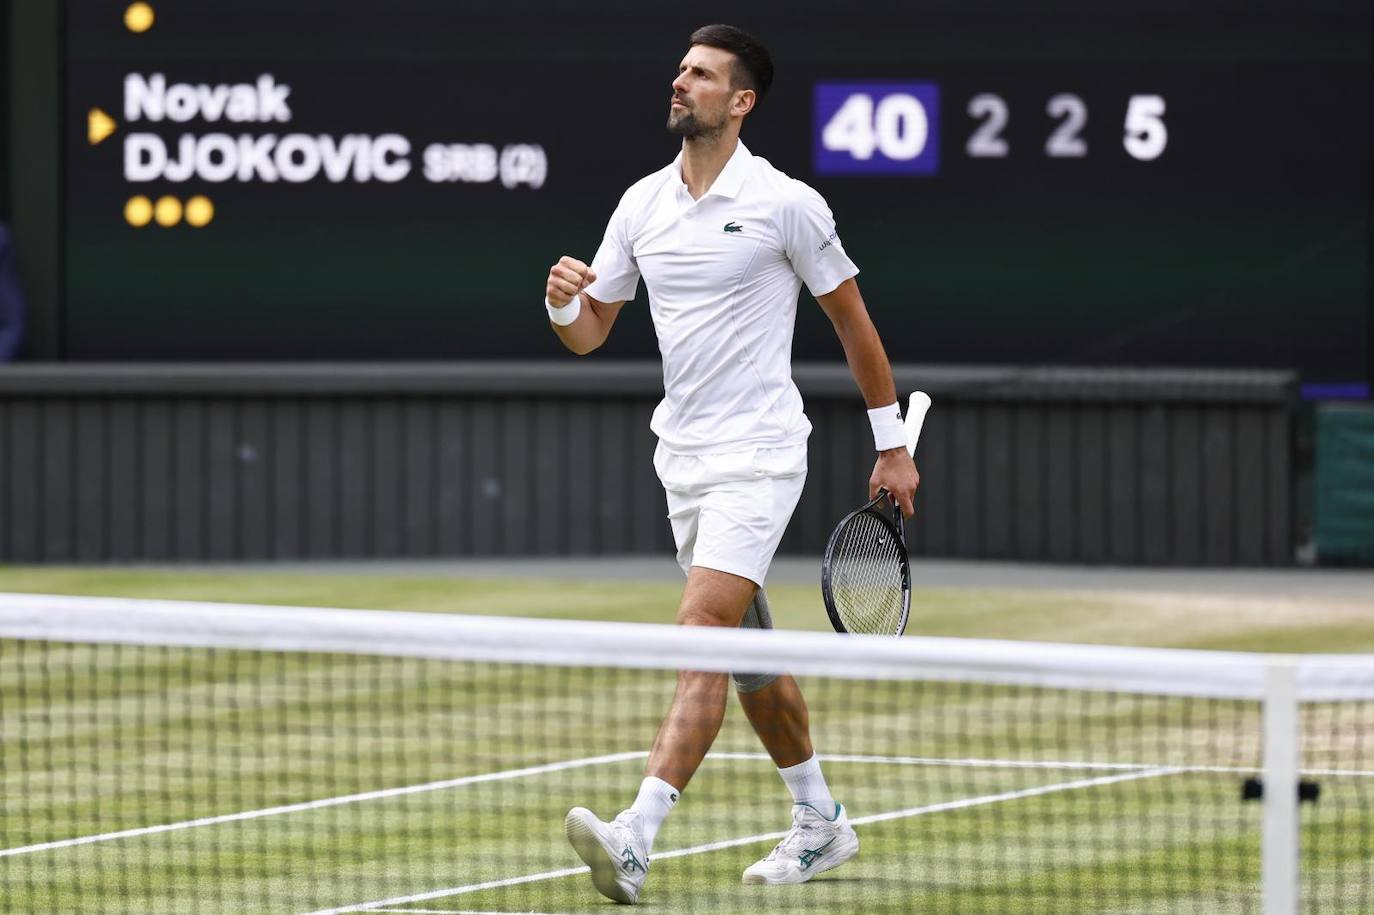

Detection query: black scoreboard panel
xmin=64 ymin=0 xmax=1369 ymax=382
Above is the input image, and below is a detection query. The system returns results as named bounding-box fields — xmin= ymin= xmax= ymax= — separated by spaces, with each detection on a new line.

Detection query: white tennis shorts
xmin=654 ymin=442 xmax=808 ymax=586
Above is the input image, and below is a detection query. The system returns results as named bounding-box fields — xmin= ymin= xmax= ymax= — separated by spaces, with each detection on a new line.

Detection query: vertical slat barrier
xmin=595 ymin=402 xmax=628 ymax=554
xmin=1262 ymin=664 xmax=1299 ymax=915
xmin=1046 ymin=406 xmax=1076 ymax=562
xmin=468 ymin=398 xmax=500 ymax=555
xmin=107 ymin=400 xmax=138 ymax=562
xmin=337 ymin=399 xmax=371 ymax=557
xmin=952 ymin=403 xmax=981 ymax=558
xmin=1106 ymin=407 xmax=1137 ymax=563
xmin=238 ymin=398 xmax=270 ymax=560
xmin=140 ymin=399 xmax=173 ymax=560
xmin=1014 ymin=404 xmax=1045 ymax=561
xmin=1139 ymin=404 xmax=1169 ymax=564
xmin=8 ymin=400 xmax=40 ymax=561
xmin=564 ymin=401 xmax=595 ymax=555
xmin=73 ymin=401 xmax=106 ymax=561
xmin=0 ymin=365 xmax=1297 ymax=564
xmin=40 ymin=399 xmax=72 ymax=561
xmin=1265 ymin=407 xmax=1291 ymax=564
xmin=503 ymin=399 xmax=534 ymax=556
xmin=371 ymin=399 xmax=402 ymax=558
xmin=1203 ymin=406 xmax=1236 ymax=564
xmin=1076 ymin=405 xmax=1106 ymax=564
xmin=532 ymin=399 xmax=565 ymax=555
xmin=204 ymin=400 xmax=236 ymax=560
xmin=1235 ymin=408 xmax=1266 ymax=564
xmin=271 ymin=398 xmax=305 ymax=557
xmin=981 ymin=404 xmax=1013 ymax=559
xmin=436 ymin=400 xmax=468 ymax=556
xmin=400 ymin=399 xmax=434 ymax=556
xmin=304 ymin=399 xmax=338 ymax=558
xmin=172 ymin=398 xmax=205 ymax=559
xmin=1170 ymin=406 xmax=1203 ymax=563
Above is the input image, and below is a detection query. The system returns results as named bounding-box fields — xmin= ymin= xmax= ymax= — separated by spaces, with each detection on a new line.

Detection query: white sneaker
xmin=565 ymin=807 xmax=650 ymax=904
xmin=742 ymin=802 xmax=859 ymax=885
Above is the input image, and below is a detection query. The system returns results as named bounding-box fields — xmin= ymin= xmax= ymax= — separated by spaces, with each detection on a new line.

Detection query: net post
xmin=1262 ymin=663 xmax=1299 ymax=915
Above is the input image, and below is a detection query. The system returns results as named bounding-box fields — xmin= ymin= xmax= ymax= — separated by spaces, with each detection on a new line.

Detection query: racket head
xmin=820 ymin=492 xmax=911 ymax=636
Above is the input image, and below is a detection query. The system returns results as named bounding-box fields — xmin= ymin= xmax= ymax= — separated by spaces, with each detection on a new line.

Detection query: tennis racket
xmin=820 ymin=391 xmax=931 ymax=636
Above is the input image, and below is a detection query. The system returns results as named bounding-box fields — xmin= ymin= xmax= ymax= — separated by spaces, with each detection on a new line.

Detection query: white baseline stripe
xmin=711 ymin=751 xmax=1154 ymax=771
xmin=710 ymin=752 xmax=1374 ymax=778
xmin=13 ymin=748 xmax=1367 ymax=863
xmin=376 ymin=910 xmax=575 ymax=914
xmin=377 ymin=910 xmax=574 ymax=914
xmin=0 ymin=751 xmax=646 ymax=859
xmin=11 ymin=748 xmax=1367 ymax=864
xmin=303 ymin=767 xmax=1179 ymax=915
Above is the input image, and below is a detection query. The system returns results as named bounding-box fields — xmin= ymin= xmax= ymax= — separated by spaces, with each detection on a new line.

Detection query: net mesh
xmin=824 ymin=506 xmax=908 ymax=635
xmin=1 ymin=594 xmax=1371 ymax=914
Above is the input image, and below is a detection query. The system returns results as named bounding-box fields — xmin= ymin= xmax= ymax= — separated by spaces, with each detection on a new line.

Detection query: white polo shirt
xmin=584 ymin=140 xmax=859 ymax=456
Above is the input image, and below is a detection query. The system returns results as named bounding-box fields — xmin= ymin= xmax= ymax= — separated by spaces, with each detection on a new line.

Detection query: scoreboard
xmin=63 ymin=0 xmax=1370 ymax=384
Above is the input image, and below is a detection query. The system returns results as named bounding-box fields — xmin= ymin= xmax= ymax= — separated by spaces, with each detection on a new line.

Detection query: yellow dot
xmin=124 ymin=195 xmax=152 ymax=227
xmin=184 ymin=195 xmax=215 ymax=228
xmin=154 ymin=195 xmax=182 ymax=227
xmin=124 ymin=2 xmax=155 ymax=33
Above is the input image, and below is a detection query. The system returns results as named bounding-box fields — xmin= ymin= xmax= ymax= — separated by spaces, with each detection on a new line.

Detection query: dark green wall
xmin=0 ymin=363 xmax=1298 ymax=565
xmin=0 ymin=0 xmax=9 ymax=221
xmin=7 ymin=0 xmax=61 ymax=358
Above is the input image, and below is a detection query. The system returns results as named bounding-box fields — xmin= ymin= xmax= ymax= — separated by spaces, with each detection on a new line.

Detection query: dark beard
xmin=666 ymin=110 xmax=723 ymax=142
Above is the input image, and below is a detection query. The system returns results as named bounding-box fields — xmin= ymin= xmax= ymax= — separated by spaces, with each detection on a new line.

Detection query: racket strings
xmin=829 ymin=509 xmax=907 ymax=635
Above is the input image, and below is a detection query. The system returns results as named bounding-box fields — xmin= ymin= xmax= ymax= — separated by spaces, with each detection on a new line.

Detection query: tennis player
xmin=543 ymin=24 xmax=919 ymax=904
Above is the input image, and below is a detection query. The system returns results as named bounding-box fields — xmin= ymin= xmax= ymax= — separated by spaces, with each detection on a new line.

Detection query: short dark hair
xmin=688 ymin=24 xmax=774 ymax=100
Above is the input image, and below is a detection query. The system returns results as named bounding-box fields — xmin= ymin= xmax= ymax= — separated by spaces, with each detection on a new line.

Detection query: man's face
xmin=668 ymin=45 xmax=743 ymax=138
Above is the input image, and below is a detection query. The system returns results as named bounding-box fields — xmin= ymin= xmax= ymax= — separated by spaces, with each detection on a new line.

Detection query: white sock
xmin=778 ymin=754 xmax=837 ymax=818
xmin=628 ymin=776 xmax=680 ymax=850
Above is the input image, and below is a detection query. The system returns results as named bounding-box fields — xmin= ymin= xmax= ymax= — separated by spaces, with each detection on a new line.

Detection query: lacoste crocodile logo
xmin=723 ymin=222 xmax=743 ymax=233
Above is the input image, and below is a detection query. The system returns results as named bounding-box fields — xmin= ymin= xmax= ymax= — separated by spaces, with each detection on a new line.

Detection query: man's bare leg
xmin=644 ymin=565 xmax=759 ymax=789
xmin=563 ymin=566 xmax=757 ymax=903
xmin=737 ymin=675 xmax=814 ymax=768
xmin=735 ymin=608 xmax=856 ymax=885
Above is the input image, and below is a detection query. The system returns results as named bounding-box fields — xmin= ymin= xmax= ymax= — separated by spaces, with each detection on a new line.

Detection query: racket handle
xmin=905 ymin=391 xmax=932 ymax=457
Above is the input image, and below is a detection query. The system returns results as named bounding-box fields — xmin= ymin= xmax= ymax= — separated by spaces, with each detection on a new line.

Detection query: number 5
xmin=1124 ymin=95 xmax=1167 ymax=161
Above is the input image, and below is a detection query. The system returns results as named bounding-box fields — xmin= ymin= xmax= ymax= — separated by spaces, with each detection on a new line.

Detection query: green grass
xmin=0 ymin=567 xmax=1371 ymax=913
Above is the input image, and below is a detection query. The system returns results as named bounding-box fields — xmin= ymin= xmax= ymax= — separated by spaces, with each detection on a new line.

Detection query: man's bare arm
xmin=816 ymin=277 xmax=921 ymax=516
xmin=546 ymin=255 xmax=626 ymax=355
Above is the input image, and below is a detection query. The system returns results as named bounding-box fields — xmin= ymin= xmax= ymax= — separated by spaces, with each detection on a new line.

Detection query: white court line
xmin=714 ymin=751 xmax=1374 ymax=779
xmin=303 ymin=767 xmax=1180 ymax=915
xmin=0 ymin=751 xmax=646 ymax=859
xmin=714 ymin=751 xmax=1155 ymax=771
xmin=376 ymin=911 xmax=574 ymax=914
xmin=11 ymin=748 xmax=1370 ymax=862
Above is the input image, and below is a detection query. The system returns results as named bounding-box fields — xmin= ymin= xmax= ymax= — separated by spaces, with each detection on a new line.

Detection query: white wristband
xmin=867 ymin=402 xmax=907 ymax=451
xmin=545 ymin=294 xmax=582 ymax=326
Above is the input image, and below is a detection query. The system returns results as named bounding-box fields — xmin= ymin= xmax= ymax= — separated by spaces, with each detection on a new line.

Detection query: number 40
xmin=821 ymin=93 xmax=931 ymax=161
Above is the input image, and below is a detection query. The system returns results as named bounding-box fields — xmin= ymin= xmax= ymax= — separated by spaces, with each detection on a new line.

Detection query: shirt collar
xmin=671 ymin=140 xmax=753 ymax=200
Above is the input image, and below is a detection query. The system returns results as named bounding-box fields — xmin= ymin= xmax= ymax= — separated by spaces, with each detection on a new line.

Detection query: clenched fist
xmin=546 ymin=256 xmax=598 ymax=308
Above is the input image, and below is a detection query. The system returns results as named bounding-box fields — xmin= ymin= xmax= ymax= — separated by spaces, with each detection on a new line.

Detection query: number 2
xmin=966 ymin=93 xmax=1009 ymax=157
xmin=1045 ymin=93 xmax=1087 ymax=158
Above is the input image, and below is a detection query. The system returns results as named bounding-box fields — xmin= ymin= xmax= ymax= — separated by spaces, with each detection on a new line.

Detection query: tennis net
xmin=1 ymin=592 xmax=1371 ymax=914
